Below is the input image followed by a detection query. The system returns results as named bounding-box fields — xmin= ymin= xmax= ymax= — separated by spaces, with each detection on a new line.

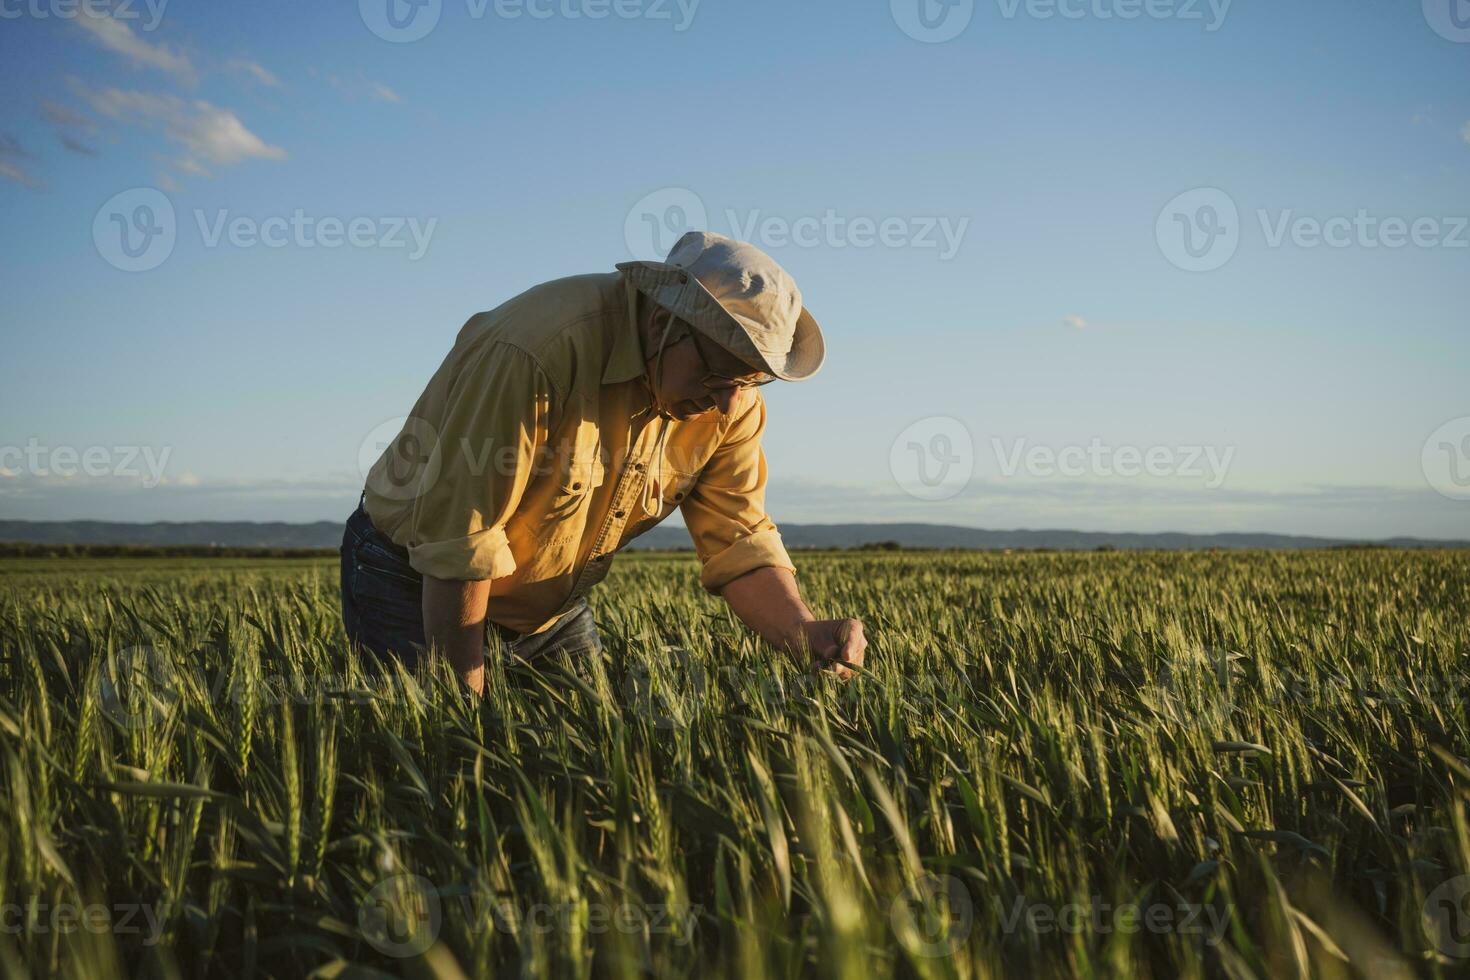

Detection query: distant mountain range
xmin=1 ymin=519 xmax=1465 ymax=552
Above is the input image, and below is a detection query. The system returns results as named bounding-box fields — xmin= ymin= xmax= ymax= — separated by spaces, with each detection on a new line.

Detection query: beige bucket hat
xmin=616 ymin=231 xmax=826 ymax=382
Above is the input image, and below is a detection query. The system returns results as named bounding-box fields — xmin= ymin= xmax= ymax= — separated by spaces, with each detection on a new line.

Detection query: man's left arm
xmin=680 ymin=391 xmax=867 ymax=678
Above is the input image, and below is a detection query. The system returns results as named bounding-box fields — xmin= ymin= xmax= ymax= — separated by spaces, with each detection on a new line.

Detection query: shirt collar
xmin=601 ymin=275 xmax=647 ymax=385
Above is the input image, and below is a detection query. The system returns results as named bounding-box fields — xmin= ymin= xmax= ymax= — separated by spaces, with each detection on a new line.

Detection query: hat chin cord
xmin=640 ymin=316 xmax=676 ymax=518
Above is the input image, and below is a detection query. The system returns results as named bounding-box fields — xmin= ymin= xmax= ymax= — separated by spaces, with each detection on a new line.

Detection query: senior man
xmin=340 ymin=231 xmax=867 ymax=694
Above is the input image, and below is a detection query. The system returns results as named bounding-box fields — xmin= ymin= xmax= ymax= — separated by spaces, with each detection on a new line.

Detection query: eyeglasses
xmin=683 ymin=327 xmax=775 ymax=391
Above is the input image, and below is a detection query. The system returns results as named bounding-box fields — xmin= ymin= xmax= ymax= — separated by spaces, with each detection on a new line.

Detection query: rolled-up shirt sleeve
xmin=680 ymin=392 xmax=796 ymax=594
xmin=406 ymin=342 xmax=553 ymax=581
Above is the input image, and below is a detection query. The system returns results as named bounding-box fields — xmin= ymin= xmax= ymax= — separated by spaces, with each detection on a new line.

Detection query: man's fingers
xmin=838 ymin=621 xmax=866 ymax=667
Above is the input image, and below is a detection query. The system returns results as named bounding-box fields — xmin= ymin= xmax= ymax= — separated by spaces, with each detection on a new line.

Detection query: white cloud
xmin=322 ymin=71 xmax=405 ymax=105
xmin=59 ymin=133 xmax=100 ymax=157
xmin=227 ymin=58 xmax=282 ymax=88
xmin=38 ymin=98 xmax=96 ymax=132
xmin=0 ymin=135 xmax=43 ymax=189
xmin=75 ymin=11 xmax=195 ymax=82
xmin=71 ymin=82 xmax=286 ymax=175
xmin=0 ymin=159 xmax=43 ymax=189
xmin=1461 ymin=121 xmax=1470 ymax=145
xmin=1062 ymin=314 xmax=1087 ymax=329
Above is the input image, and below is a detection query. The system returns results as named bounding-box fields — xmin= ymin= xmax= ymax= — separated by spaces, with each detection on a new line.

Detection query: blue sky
xmin=1 ymin=0 xmax=1467 ymax=539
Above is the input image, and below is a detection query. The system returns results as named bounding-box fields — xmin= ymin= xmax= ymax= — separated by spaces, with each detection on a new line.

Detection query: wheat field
xmin=2 ymin=548 xmax=1468 ymax=978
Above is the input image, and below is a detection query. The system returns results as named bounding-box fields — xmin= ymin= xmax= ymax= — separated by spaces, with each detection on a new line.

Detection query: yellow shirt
xmin=362 ymin=272 xmax=796 ymax=635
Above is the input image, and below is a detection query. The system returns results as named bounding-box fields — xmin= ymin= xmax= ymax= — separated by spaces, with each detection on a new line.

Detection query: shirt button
xmin=614 ymin=509 xmax=626 ymax=518
xmin=633 ymin=463 xmax=645 ymax=472
xmin=571 ymin=481 xmax=583 ymax=491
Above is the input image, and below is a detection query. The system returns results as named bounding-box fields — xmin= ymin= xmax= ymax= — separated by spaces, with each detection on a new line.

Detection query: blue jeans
xmin=339 ymin=499 xmax=602 ymax=671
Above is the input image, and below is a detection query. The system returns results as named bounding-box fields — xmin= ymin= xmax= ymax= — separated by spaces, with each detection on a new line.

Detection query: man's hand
xmin=787 ymin=618 xmax=866 ymax=680
xmin=719 ymin=565 xmax=867 ymax=681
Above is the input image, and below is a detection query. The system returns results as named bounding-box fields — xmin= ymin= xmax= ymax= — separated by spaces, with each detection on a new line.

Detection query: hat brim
xmin=617 ymin=260 xmax=826 ymax=382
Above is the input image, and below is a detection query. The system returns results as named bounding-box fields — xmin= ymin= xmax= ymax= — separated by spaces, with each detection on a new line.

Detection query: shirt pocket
xmin=546 ymin=453 xmax=605 ymax=521
xmin=623 ymin=466 xmax=699 ymax=545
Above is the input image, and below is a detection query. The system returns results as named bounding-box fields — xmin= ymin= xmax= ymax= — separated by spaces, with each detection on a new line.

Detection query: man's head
xmin=636 ymin=297 xmax=773 ymax=420
xmin=617 ymin=231 xmax=825 ymax=389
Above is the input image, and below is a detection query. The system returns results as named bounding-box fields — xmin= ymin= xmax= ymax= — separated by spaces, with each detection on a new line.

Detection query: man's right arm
xmin=422 ymin=575 xmax=493 ymax=694
xmin=399 ymin=342 xmax=556 ymax=692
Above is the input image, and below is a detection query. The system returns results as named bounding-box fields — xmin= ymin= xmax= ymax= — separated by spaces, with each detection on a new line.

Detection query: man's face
xmin=643 ymin=307 xmax=771 ymax=421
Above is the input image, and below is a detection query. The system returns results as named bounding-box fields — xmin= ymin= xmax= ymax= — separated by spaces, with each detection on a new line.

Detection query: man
xmin=340 ymin=231 xmax=866 ymax=694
